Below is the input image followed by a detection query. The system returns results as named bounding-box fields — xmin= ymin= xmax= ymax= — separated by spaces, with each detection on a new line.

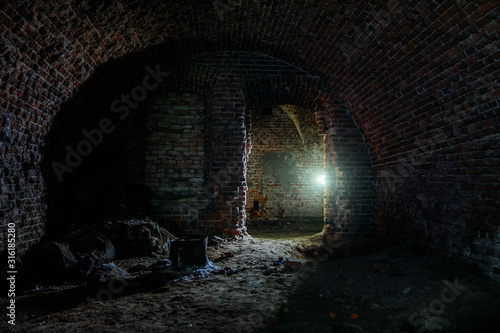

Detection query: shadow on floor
xmin=253 ymin=241 xmax=500 ymax=333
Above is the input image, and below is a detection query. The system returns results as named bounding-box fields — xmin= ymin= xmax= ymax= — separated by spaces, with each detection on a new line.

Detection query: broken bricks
xmin=281 ymin=260 xmax=302 ymax=273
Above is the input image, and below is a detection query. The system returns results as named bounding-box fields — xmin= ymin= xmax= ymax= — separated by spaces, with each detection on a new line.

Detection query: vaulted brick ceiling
xmin=1 ymin=0 xmax=499 ymax=261
xmin=2 ymin=0 xmax=497 ymax=161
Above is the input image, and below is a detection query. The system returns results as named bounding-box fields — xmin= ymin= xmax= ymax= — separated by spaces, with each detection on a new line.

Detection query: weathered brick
xmin=0 ymin=0 xmax=497 ymax=281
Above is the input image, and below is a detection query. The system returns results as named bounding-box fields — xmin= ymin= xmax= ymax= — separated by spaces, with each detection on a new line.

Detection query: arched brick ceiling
xmin=2 ymin=0 xmax=498 ymax=162
xmin=1 ymin=0 xmax=499 ymax=253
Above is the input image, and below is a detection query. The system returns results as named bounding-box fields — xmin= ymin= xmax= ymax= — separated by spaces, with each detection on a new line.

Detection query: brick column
xmin=200 ymin=82 xmax=248 ymax=237
xmin=320 ymin=103 xmax=376 ymax=242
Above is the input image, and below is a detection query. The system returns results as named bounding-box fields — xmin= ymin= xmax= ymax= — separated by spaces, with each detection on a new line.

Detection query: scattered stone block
xmin=170 ymin=236 xmax=208 ymax=270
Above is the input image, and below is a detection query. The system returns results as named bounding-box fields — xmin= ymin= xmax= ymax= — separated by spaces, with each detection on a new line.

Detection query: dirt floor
xmin=246 ymin=218 xmax=324 ymax=239
xmin=2 ymin=231 xmax=500 ymax=333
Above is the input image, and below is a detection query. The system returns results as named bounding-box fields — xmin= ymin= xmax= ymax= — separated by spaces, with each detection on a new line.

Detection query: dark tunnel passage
xmin=1 ymin=1 xmax=499 ymax=332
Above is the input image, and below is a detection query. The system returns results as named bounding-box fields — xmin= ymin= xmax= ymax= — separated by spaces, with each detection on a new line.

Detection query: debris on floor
xmin=2 ymin=235 xmax=500 ymax=333
xmin=100 ymin=219 xmax=170 ymax=258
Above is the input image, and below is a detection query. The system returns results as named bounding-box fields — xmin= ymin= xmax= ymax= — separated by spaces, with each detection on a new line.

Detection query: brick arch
xmin=239 ymin=75 xmax=322 ymax=111
xmin=239 ymin=75 xmax=376 ymax=240
xmin=41 ymin=52 xmax=223 ymax=232
xmin=0 ymin=0 xmax=498 ymax=279
xmin=40 ymin=52 xmax=222 ymax=168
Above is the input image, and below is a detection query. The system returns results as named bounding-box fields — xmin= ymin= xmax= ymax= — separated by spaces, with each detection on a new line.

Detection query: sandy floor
xmin=2 ymin=235 xmax=500 ymax=333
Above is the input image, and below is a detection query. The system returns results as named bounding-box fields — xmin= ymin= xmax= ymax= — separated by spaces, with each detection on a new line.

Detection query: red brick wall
xmin=0 ymin=0 xmax=498 ymax=281
xmin=246 ymin=105 xmax=324 ymax=220
xmin=144 ymin=92 xmax=207 ymax=232
xmin=320 ymin=102 xmax=376 ymax=241
xmin=206 ymin=71 xmax=248 ymax=237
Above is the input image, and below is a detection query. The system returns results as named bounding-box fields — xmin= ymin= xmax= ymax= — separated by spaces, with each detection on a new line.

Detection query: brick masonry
xmin=246 ymin=105 xmax=324 ymax=220
xmin=0 ymin=0 xmax=498 ymax=280
xmin=144 ymin=92 xmax=206 ymax=219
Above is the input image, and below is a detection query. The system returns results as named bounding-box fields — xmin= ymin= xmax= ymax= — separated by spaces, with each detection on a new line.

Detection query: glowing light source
xmin=317 ymin=174 xmax=326 ymax=185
